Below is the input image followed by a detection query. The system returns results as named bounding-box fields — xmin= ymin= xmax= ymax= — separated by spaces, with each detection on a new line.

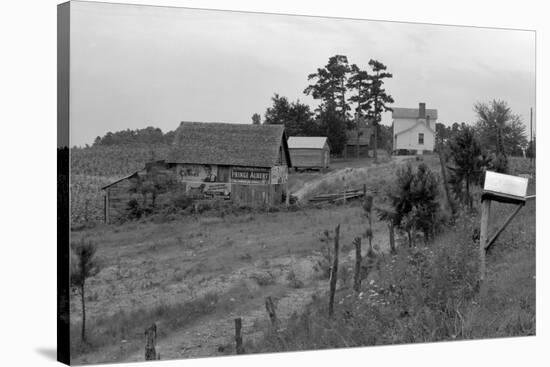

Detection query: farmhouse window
xmin=418 ymin=133 xmax=424 ymax=145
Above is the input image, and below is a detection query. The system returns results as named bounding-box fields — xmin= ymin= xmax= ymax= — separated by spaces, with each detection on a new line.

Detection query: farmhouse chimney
xmin=419 ymin=103 xmax=426 ymax=118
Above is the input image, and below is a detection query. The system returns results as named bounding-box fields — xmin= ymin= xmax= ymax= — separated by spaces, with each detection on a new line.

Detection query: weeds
xmin=250 ymin=272 xmax=276 ymax=286
xmin=287 ymin=270 xmax=304 ymax=289
xmin=70 ymin=292 xmax=219 ymax=359
xmin=250 ymin=203 xmax=535 ymax=353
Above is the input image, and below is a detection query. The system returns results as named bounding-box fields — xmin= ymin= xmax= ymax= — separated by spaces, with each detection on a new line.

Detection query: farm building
xmin=102 ymin=122 xmax=292 ymax=223
xmin=287 ymin=136 xmax=330 ymax=170
xmin=345 ymin=117 xmax=374 ymax=157
xmin=392 ymin=102 xmax=437 ymax=154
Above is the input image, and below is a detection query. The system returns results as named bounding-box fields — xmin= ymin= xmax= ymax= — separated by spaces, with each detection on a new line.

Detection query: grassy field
xmin=249 ymin=158 xmax=536 ymax=352
xmin=70 ymin=201 xmax=395 ymax=363
xmin=69 ymin=155 xmax=536 ymax=364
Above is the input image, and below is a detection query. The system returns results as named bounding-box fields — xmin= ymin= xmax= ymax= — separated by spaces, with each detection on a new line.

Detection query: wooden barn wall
xmin=289 ymin=148 xmax=326 ymax=168
xmin=105 ymin=163 xmax=289 ymax=222
xmin=232 ymin=183 xmax=283 ymax=207
xmin=345 ymin=144 xmax=371 ymax=157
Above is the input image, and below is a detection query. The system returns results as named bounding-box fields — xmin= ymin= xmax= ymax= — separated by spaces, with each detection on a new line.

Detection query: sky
xmin=69 ymin=1 xmax=536 ymax=147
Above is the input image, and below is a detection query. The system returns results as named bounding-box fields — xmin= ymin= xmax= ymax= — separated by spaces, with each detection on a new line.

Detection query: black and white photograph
xmin=53 ymin=0 xmax=539 ymax=365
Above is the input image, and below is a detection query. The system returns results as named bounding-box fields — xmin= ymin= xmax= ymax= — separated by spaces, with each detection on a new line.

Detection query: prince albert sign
xmin=231 ymin=167 xmax=270 ymax=183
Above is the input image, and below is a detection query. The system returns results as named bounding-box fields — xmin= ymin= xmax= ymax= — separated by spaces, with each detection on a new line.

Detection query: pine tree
xmin=367 ymin=60 xmax=394 ymax=161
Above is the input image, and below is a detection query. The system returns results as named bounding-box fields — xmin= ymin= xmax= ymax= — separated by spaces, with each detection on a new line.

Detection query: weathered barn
xmin=102 ymin=122 xmax=292 ymax=222
xmin=345 ymin=117 xmax=374 ymax=157
xmin=287 ymin=136 xmax=330 ymax=170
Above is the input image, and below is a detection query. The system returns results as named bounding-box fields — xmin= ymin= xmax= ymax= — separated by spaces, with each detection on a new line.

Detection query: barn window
xmin=418 ymin=133 xmax=424 ymax=145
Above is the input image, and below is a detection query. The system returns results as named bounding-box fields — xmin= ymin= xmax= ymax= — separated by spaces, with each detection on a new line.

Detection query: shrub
xmin=125 ymin=198 xmax=152 ymax=220
xmin=447 ymin=125 xmax=489 ymax=208
xmin=389 ymin=163 xmax=441 ymax=246
xmin=287 ymin=270 xmax=304 ymax=289
xmin=172 ymin=192 xmax=193 ymax=210
xmin=314 ymin=229 xmax=334 ymax=279
xmin=250 ymin=272 xmax=276 ymax=286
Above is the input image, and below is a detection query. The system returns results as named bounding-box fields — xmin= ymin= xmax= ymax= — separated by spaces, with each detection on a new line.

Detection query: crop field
xmin=70 ymin=145 xmax=171 ymax=224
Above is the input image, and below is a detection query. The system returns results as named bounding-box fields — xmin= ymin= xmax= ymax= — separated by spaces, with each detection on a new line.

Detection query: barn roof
xmin=392 ymin=107 xmax=438 ymax=120
xmin=167 ymin=122 xmax=291 ymax=168
xmin=288 ymin=136 xmax=329 ymax=150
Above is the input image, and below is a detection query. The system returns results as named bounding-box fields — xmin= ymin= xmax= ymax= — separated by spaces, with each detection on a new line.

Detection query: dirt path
xmin=122 ymin=281 xmax=326 ymax=362
xmin=119 ymin=241 xmax=381 ymax=363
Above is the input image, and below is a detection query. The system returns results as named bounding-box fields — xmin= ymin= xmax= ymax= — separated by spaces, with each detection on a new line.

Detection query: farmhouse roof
xmin=167 ymin=122 xmax=291 ymax=168
xmin=394 ymin=120 xmax=435 ymax=136
xmin=392 ymin=107 xmax=438 ymax=120
xmin=287 ymin=136 xmax=329 ymax=150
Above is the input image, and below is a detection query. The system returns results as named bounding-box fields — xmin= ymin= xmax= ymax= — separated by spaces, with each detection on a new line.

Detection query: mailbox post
xmin=479 ymin=171 xmax=529 ymax=287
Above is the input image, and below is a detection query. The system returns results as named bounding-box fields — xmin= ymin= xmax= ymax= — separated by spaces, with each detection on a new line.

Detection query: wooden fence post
xmin=328 ymin=224 xmax=340 ymax=318
xmin=364 ymin=195 xmax=374 ymax=253
xmin=343 ymin=186 xmax=347 ymax=204
xmin=285 ymin=183 xmax=290 ymax=207
xmin=144 ymin=323 xmax=157 ymax=361
xmin=389 ymin=221 xmax=396 ymax=254
xmin=265 ymin=296 xmax=278 ymax=327
xmin=353 ymin=237 xmax=362 ymax=292
xmin=84 ymin=199 xmax=89 ymax=223
xmin=234 ymin=318 xmax=244 ymax=354
xmin=479 ymin=199 xmax=491 ymax=290
xmin=437 ymin=138 xmax=456 ymax=215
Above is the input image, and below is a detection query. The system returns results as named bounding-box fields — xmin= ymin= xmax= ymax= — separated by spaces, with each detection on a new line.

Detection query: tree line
xmin=255 ymin=55 xmax=394 ymax=157
xmin=92 ymin=126 xmax=176 ymax=147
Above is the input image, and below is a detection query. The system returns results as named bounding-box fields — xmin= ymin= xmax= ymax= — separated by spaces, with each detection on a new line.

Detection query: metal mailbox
xmin=482 ymin=171 xmax=529 ymax=204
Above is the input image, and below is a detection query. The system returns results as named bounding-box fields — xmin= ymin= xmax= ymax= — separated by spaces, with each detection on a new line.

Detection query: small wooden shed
xmin=287 ymin=136 xmax=330 ymax=170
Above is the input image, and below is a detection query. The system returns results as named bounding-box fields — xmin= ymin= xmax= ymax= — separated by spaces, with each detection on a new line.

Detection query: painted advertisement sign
xmin=176 ymin=164 xmax=218 ymax=183
xmin=231 ymin=167 xmax=270 ymax=184
xmin=185 ymin=182 xmax=231 ymax=199
xmin=270 ymin=165 xmax=288 ymax=184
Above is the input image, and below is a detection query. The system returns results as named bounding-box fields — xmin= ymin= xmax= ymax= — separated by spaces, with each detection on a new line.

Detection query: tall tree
xmin=251 ymin=113 xmax=261 ymax=125
xmin=474 ymin=100 xmax=509 ymax=156
xmin=474 ymin=100 xmax=527 ymax=171
xmin=304 ymin=55 xmax=351 ymax=155
xmin=435 ymin=123 xmax=452 ymax=147
xmin=264 ymin=94 xmax=291 ymax=126
xmin=304 ymin=55 xmax=351 ymax=119
xmin=317 ymin=101 xmax=347 ymax=154
xmin=367 ymin=60 xmax=394 ymax=161
xmin=347 ymin=64 xmax=372 ymax=157
xmin=263 ymin=94 xmax=317 ymax=136
xmin=71 ymin=239 xmax=101 ymax=343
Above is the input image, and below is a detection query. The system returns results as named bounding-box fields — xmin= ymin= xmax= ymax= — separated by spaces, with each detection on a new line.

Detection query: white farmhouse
xmin=392 ymin=102 xmax=437 ymax=154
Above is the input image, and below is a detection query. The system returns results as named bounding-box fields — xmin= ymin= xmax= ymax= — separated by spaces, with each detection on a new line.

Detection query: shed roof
xmin=101 ymin=171 xmax=140 ymax=190
xmin=392 ymin=107 xmax=438 ymax=120
xmin=288 ymin=136 xmax=328 ymax=150
xmin=167 ymin=122 xmax=291 ymax=168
